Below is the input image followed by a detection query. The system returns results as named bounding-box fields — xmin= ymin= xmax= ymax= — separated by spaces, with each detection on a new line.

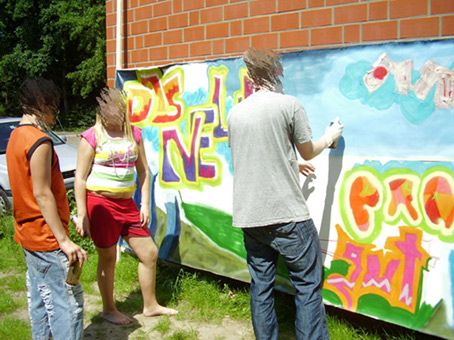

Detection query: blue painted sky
xmin=282 ymin=40 xmax=454 ymax=161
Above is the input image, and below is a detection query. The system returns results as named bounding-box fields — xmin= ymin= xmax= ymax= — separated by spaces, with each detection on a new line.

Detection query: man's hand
xmin=298 ymin=160 xmax=315 ymax=177
xmin=324 ymin=117 xmax=344 ymax=147
xmin=59 ymin=238 xmax=88 ymax=267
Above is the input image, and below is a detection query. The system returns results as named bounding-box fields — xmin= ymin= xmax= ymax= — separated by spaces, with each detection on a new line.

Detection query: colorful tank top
xmin=81 ymin=126 xmax=142 ymax=193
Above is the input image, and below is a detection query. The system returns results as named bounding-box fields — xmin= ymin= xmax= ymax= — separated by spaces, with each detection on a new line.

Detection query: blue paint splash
xmin=339 ymin=61 xmax=437 ymax=124
xmin=142 ymin=126 xmax=160 ymax=153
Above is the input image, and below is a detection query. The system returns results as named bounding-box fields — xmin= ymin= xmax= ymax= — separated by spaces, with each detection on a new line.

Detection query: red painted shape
xmin=373 ymin=66 xmax=388 ymax=80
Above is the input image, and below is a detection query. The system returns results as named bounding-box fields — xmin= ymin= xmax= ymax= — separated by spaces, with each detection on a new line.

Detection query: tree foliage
xmin=0 ymin=0 xmax=106 ymax=129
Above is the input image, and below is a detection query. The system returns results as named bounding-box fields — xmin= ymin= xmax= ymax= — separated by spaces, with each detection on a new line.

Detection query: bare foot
xmin=143 ymin=305 xmax=178 ymax=317
xmin=101 ymin=310 xmax=133 ymax=325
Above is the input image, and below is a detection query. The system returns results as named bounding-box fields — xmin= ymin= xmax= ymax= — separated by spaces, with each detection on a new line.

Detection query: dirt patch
xmin=83 ymin=311 xmax=253 ymax=340
xmin=12 ymin=287 xmax=254 ymax=340
xmin=82 ymin=291 xmax=254 ymax=339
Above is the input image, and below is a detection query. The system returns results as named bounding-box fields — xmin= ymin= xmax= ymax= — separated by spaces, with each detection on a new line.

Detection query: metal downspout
xmin=116 ymin=0 xmax=123 ymax=71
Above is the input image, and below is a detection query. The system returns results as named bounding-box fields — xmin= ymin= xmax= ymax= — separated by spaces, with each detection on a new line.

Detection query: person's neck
xmin=103 ymin=124 xmax=125 ymax=138
xmin=256 ymin=88 xmax=267 ymax=92
xmin=21 ymin=114 xmax=42 ymax=129
xmin=255 ymin=87 xmax=274 ymax=93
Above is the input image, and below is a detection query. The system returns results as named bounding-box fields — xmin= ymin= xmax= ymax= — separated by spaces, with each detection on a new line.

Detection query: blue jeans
xmin=242 ymin=219 xmax=329 ymax=340
xmin=24 ymin=249 xmax=84 ymax=340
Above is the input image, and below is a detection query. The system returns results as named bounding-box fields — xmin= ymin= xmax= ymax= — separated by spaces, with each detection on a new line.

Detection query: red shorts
xmin=87 ymin=192 xmax=151 ymax=248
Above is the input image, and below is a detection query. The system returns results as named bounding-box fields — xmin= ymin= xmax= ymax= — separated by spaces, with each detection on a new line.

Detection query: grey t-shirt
xmin=228 ymin=91 xmax=312 ymax=228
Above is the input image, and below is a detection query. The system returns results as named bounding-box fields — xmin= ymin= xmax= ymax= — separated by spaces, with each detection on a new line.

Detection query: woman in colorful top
xmin=74 ymin=88 xmax=177 ymax=324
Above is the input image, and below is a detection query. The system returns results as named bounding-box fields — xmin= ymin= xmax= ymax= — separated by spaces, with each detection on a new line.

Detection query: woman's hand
xmin=75 ymin=214 xmax=92 ymax=239
xmin=140 ymin=203 xmax=151 ymax=228
xmin=298 ymin=160 xmax=315 ymax=177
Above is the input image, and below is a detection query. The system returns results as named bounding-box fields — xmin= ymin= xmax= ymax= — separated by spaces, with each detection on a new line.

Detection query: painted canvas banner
xmin=116 ymin=39 xmax=454 ymax=339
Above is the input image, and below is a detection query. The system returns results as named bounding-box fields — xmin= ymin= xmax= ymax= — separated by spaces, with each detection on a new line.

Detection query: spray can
xmin=328 ymin=119 xmax=341 ymax=149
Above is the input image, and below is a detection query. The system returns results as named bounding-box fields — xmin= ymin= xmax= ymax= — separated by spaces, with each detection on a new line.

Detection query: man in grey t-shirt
xmin=228 ymin=48 xmax=343 ymax=340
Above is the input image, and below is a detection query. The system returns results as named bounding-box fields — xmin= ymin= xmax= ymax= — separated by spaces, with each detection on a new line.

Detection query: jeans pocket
xmin=24 ymin=249 xmax=52 ymax=276
xmin=273 ymin=222 xmax=297 ymax=235
xmin=275 ymin=220 xmax=320 ymax=266
xmin=274 ymin=224 xmax=306 ymax=256
xmin=294 ymin=219 xmax=318 ymax=242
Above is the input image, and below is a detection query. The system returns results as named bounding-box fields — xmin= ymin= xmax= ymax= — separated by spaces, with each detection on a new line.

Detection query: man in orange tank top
xmin=6 ymin=78 xmax=88 ymax=340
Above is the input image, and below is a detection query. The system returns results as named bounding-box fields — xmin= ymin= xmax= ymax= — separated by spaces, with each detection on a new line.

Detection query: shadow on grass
xmin=82 ymin=287 xmax=171 ymax=340
xmin=83 ymin=313 xmax=141 ymax=340
xmin=81 ymin=257 xmax=178 ymax=339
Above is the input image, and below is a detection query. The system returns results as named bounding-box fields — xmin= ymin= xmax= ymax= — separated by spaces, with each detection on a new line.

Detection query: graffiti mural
xmin=116 ymin=39 xmax=454 ymax=339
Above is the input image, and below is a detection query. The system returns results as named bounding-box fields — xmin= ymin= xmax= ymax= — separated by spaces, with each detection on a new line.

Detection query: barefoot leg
xmin=97 ymin=246 xmax=133 ymax=324
xmin=125 ymin=236 xmax=178 ymax=317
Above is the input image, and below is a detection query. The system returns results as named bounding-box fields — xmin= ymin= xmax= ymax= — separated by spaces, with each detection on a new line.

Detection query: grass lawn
xmin=0 ymin=212 xmax=443 ymax=340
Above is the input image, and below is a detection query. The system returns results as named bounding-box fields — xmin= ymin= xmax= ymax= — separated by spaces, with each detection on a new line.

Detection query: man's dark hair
xmin=243 ymin=48 xmax=283 ymax=91
xmin=18 ymin=77 xmax=60 ymax=115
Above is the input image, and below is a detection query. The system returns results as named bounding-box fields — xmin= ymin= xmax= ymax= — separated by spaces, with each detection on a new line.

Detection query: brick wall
xmin=105 ymin=0 xmax=454 ymax=87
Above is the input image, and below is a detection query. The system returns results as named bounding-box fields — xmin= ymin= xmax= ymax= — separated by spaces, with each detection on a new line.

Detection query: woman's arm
xmin=74 ymin=137 xmax=95 ymax=238
xmin=135 ymin=140 xmax=151 ymax=227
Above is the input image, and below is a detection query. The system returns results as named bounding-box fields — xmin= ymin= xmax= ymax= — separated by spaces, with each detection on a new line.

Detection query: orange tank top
xmin=6 ymin=124 xmax=70 ymax=251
